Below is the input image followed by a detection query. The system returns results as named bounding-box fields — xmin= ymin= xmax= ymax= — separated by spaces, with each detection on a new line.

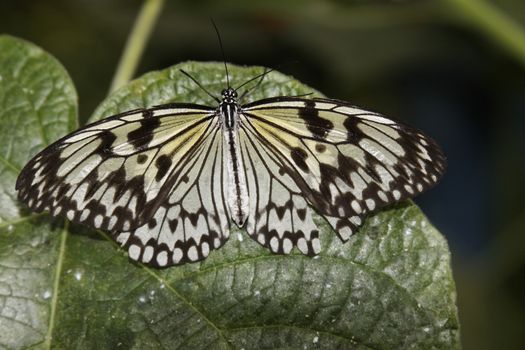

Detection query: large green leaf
xmin=0 ymin=35 xmax=77 ymax=349
xmin=0 ymin=37 xmax=460 ymax=349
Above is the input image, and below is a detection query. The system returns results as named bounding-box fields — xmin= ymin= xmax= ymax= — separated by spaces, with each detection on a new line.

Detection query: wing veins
xmin=109 ymin=114 xmax=215 ymax=155
xmin=242 ymin=111 xmax=326 ymax=142
xmin=240 ymin=123 xmax=301 ymax=195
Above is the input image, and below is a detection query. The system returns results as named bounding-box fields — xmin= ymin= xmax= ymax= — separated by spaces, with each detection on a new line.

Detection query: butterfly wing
xmin=16 ymin=104 xmax=217 ymax=233
xmin=239 ymin=97 xmax=446 ymax=254
xmin=114 ymin=119 xmax=231 ymax=267
xmin=239 ymin=125 xmax=322 ymax=256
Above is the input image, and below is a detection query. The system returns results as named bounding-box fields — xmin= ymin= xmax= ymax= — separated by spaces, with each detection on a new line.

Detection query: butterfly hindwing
xmin=239 ymin=124 xmax=322 ymax=256
xmin=114 ymin=120 xmax=231 ymax=267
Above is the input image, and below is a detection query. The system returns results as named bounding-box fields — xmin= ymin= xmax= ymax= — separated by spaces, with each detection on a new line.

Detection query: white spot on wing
xmin=128 ymin=245 xmax=141 ymax=261
xmin=297 ymin=238 xmax=308 ymax=254
xmin=94 ymin=215 xmax=103 ymax=227
xmin=270 ymin=237 xmax=279 ymax=252
xmin=173 ymin=248 xmax=183 ymax=263
xmin=312 ymin=238 xmax=321 ymax=254
xmin=201 ymin=242 xmax=210 ymax=257
xmin=187 ymin=246 xmax=198 ymax=261
xmin=142 ymin=246 xmax=154 ymax=263
xmin=351 ymin=200 xmax=362 ymax=214
xmin=283 ymin=238 xmax=293 ymax=254
xmin=393 ymin=190 xmax=401 ymax=200
xmin=116 ymin=232 xmax=130 ymax=245
xmin=156 ymin=251 xmax=168 ymax=266
xmin=350 ymin=216 xmax=362 ymax=226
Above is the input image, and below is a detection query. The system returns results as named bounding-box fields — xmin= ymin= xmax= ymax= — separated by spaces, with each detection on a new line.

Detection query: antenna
xmin=237 ymin=60 xmax=300 ymax=102
xmin=236 ymin=68 xmax=275 ymax=91
xmin=180 ymin=69 xmax=220 ymax=103
xmin=237 ymin=68 xmax=274 ymax=103
xmin=211 ymin=19 xmax=230 ymax=88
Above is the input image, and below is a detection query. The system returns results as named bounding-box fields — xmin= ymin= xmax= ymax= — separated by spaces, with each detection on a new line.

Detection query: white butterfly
xmin=16 ymin=68 xmax=445 ymax=267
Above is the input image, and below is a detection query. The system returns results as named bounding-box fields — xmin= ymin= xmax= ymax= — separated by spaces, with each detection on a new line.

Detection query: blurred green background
xmin=1 ymin=0 xmax=524 ymax=349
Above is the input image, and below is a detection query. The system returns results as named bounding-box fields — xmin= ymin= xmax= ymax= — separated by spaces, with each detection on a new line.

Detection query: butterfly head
xmin=221 ymin=87 xmax=238 ymax=104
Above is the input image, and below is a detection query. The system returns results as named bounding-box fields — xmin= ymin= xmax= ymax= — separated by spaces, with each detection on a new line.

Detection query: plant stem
xmin=109 ymin=0 xmax=165 ymax=93
xmin=444 ymin=0 xmax=525 ymax=68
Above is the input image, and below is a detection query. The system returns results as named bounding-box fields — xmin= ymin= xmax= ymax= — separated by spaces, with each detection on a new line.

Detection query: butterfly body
xmin=16 ymin=72 xmax=446 ymax=268
xmin=219 ymin=88 xmax=249 ymax=226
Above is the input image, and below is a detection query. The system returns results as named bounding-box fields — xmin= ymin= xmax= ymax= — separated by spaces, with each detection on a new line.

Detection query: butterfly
xmin=15 ymin=66 xmax=446 ymax=268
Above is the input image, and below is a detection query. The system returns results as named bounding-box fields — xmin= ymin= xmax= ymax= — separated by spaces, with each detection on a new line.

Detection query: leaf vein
xmin=44 ymin=221 xmax=68 ymax=349
xmin=0 ymin=153 xmax=21 ymax=173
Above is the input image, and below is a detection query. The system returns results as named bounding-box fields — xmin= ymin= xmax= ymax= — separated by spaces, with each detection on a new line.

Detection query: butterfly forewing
xmin=16 ymin=104 xmax=216 ymax=235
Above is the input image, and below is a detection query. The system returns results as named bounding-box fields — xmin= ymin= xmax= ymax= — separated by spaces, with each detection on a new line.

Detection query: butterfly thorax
xmin=219 ymin=87 xmax=249 ymax=226
xmin=219 ymin=87 xmax=239 ymax=130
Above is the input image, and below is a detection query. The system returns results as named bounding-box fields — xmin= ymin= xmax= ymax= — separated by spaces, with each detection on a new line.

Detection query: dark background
xmin=1 ymin=0 xmax=524 ymax=349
